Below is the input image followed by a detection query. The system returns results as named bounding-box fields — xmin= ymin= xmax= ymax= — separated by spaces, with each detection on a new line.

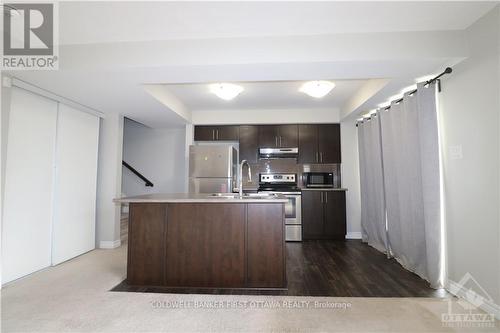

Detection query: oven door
xmin=259 ymin=191 xmax=302 ymax=225
xmin=283 ymin=194 xmax=301 ymax=225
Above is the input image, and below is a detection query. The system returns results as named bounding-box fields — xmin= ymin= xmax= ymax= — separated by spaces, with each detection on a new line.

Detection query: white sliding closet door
xmin=2 ymin=88 xmax=58 ymax=283
xmin=52 ymin=104 xmax=99 ymax=265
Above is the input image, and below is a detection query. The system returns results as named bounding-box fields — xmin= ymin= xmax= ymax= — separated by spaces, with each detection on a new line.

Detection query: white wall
xmin=122 ymin=119 xmax=186 ymax=196
xmin=340 ymin=119 xmax=362 ymax=238
xmin=192 ymin=108 xmax=340 ymax=125
xmin=439 ymin=6 xmax=500 ymax=306
xmin=96 ymin=112 xmax=123 ymax=249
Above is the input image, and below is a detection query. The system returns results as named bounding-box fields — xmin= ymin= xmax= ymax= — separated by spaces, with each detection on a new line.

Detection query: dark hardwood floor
xmin=111 ymin=240 xmax=449 ymax=297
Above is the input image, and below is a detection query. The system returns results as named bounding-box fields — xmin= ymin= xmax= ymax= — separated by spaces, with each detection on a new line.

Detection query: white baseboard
xmin=446 ymin=279 xmax=500 ymax=320
xmin=99 ymin=240 xmax=121 ymax=249
xmin=346 ymin=232 xmax=362 ymax=239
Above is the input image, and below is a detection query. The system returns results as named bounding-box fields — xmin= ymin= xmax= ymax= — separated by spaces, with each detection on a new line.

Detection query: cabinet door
xmin=239 ymin=125 xmax=259 ymax=163
xmin=128 ymin=203 xmax=166 ymax=286
xmin=301 ymin=191 xmax=325 ymax=240
xmin=216 ymin=125 xmax=239 ymax=141
xmin=324 ymin=191 xmax=346 ymax=239
xmin=247 ymin=204 xmax=285 ymax=288
xmin=318 ymin=124 xmax=341 ymax=163
xmin=298 ymin=124 xmax=319 ymax=163
xmin=277 ymin=125 xmax=298 ymax=148
xmin=259 ymin=125 xmax=279 ymax=148
xmin=166 ymin=203 xmax=246 ymax=288
xmin=194 ymin=126 xmax=216 ymax=141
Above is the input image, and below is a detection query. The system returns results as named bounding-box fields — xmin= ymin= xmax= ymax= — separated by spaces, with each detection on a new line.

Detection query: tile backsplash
xmin=242 ymin=158 xmax=341 ymax=189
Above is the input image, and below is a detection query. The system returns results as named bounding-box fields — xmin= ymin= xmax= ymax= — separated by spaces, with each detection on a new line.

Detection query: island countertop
xmin=114 ymin=192 xmax=289 ymax=204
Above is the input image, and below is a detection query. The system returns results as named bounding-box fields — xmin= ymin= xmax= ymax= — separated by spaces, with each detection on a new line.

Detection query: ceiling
xmin=162 ymin=80 xmax=367 ymax=111
xmin=4 ymin=1 xmax=497 ymax=127
xmin=59 ymin=2 xmax=495 ymax=44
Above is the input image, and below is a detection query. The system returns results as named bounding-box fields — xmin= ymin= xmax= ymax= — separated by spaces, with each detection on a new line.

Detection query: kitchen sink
xmin=209 ymin=193 xmax=279 ymax=199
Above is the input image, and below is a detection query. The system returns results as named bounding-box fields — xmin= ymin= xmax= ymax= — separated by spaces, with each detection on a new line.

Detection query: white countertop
xmin=114 ymin=193 xmax=289 ymax=204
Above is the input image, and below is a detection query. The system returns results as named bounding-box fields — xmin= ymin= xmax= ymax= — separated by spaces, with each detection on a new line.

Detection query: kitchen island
xmin=114 ymin=193 xmax=287 ymax=289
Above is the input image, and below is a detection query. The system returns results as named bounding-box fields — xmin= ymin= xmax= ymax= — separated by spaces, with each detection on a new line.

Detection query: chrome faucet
xmin=239 ymin=160 xmax=252 ymax=197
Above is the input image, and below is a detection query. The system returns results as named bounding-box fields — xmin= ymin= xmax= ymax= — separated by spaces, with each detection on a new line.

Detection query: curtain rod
xmin=356 ymin=67 xmax=453 ymax=126
xmin=388 ymin=67 xmax=453 ymax=107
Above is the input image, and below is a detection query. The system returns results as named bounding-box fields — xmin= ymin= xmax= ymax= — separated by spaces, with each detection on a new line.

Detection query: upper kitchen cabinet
xmin=194 ymin=125 xmax=239 ymax=141
xmin=318 ymin=124 xmax=341 ymax=163
xmin=239 ymin=125 xmax=259 ymax=163
xmin=258 ymin=125 xmax=298 ymax=148
xmin=298 ymin=124 xmax=319 ymax=163
xmin=298 ymin=124 xmax=341 ymax=164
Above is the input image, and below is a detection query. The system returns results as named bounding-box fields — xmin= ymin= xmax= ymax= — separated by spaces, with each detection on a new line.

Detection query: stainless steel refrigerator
xmin=188 ymin=145 xmax=238 ymax=193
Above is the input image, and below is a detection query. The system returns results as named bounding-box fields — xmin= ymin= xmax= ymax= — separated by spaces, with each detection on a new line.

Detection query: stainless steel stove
xmin=258 ymin=173 xmax=302 ymax=241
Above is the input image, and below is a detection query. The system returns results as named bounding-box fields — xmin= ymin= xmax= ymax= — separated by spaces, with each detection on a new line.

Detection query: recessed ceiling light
xmin=299 ymin=81 xmax=335 ymax=98
xmin=209 ymin=83 xmax=244 ymax=101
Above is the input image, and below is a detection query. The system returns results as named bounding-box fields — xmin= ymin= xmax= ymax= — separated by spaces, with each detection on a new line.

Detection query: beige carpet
xmin=1 ymin=245 xmax=498 ymax=333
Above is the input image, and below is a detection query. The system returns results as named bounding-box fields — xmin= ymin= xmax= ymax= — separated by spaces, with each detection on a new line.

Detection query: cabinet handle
xmin=320 ymin=152 xmax=323 ymax=163
xmin=320 ymin=192 xmax=323 ymax=203
xmin=316 ymin=152 xmax=319 ymax=163
xmin=325 ymin=192 xmax=328 ymax=203
xmin=275 ymin=136 xmax=278 ymax=147
xmin=279 ymin=136 xmax=282 ymax=147
xmin=212 ymin=130 xmax=215 ymax=140
xmin=216 ymin=129 xmax=219 ymax=140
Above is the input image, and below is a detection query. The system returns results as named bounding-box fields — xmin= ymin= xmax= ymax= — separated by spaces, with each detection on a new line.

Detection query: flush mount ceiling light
xmin=209 ymin=83 xmax=244 ymax=101
xmin=299 ymin=80 xmax=335 ymax=98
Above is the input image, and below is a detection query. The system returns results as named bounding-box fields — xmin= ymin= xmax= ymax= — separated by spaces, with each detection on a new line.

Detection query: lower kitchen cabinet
xmin=302 ymin=190 xmax=346 ymax=240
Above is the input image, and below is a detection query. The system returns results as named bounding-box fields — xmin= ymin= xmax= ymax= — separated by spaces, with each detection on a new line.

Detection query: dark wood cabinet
xmin=127 ymin=202 xmax=286 ymax=289
xmin=318 ymin=124 xmax=341 ymax=163
xmin=258 ymin=125 xmax=298 ymax=148
xmin=298 ymin=124 xmax=341 ymax=164
xmin=195 ymin=123 xmax=340 ymax=162
xmin=323 ymin=191 xmax=346 ymax=238
xmin=302 ymin=190 xmax=346 ymax=240
xmin=194 ymin=126 xmax=217 ymax=141
xmin=247 ymin=204 xmax=285 ymax=288
xmin=166 ymin=203 xmax=246 ymax=288
xmin=239 ymin=125 xmax=259 ymax=163
xmin=298 ymin=124 xmax=319 ymax=163
xmin=258 ymin=125 xmax=279 ymax=147
xmin=194 ymin=125 xmax=239 ymax=141
xmin=127 ymin=203 xmax=166 ymax=286
xmin=217 ymin=125 xmax=240 ymax=141
xmin=279 ymin=124 xmax=298 ymax=147
xmin=301 ymin=190 xmax=324 ymax=239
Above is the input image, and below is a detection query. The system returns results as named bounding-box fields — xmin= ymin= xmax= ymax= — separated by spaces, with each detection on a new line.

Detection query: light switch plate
xmin=449 ymin=145 xmax=463 ymax=160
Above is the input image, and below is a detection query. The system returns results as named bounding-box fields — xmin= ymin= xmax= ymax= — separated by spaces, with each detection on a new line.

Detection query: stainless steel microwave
xmin=303 ymin=172 xmax=334 ymax=188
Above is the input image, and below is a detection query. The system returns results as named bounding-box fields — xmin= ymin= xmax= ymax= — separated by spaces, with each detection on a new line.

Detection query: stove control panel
xmin=260 ymin=173 xmax=296 ymax=183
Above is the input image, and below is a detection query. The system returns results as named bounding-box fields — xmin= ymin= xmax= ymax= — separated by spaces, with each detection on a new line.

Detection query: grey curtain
xmin=379 ymin=82 xmax=442 ymax=288
xmin=357 ymin=81 xmax=442 ymax=288
xmin=357 ymin=114 xmax=388 ymax=253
